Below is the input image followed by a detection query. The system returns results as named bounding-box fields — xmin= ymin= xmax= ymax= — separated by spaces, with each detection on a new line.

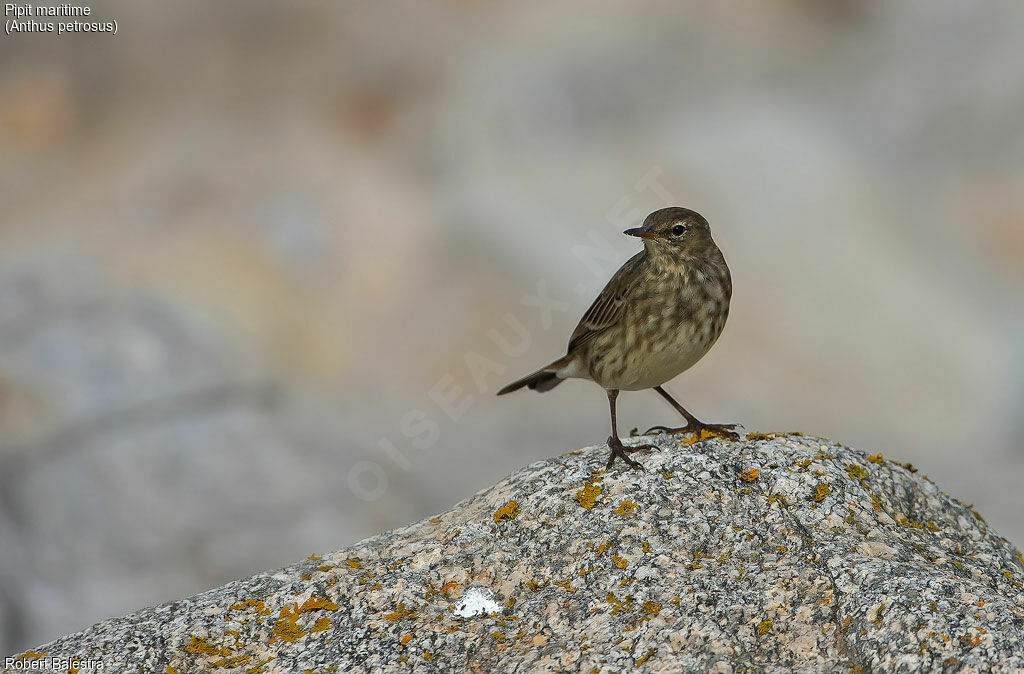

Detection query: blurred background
xmin=1 ymin=0 xmax=1023 ymax=655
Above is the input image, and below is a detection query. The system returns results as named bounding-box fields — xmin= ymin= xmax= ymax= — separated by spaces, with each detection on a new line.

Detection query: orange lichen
xmin=613 ymin=500 xmax=638 ymax=517
xmin=739 ymin=468 xmax=760 ymax=482
xmin=493 ymin=501 xmax=521 ymax=522
xmin=575 ymin=483 xmax=602 ymax=510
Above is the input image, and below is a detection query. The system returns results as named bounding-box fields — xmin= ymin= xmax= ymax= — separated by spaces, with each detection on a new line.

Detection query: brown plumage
xmin=498 ymin=206 xmax=738 ymax=470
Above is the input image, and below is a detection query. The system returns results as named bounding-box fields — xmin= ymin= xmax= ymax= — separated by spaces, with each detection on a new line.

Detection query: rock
xmin=5 ymin=433 xmax=1024 ymax=672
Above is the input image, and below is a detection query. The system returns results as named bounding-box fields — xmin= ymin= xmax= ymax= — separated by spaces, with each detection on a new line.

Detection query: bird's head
xmin=624 ymin=207 xmax=716 ymax=258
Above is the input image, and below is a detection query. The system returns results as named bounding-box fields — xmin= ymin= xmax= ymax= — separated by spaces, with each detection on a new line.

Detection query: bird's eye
xmin=671 ymin=224 xmax=685 ymax=237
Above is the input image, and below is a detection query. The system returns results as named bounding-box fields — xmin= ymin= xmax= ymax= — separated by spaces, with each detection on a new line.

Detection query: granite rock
xmin=6 ymin=433 xmax=1024 ymax=673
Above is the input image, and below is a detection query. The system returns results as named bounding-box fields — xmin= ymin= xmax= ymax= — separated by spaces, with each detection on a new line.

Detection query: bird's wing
xmin=567 ymin=251 xmax=645 ymax=353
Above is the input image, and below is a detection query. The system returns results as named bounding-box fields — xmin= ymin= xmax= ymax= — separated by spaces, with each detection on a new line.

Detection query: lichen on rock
xmin=5 ymin=433 xmax=1024 ymax=672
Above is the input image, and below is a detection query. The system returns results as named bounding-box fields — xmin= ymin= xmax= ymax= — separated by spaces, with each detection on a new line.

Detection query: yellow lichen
xmin=845 ymin=464 xmax=868 ymax=481
xmin=246 ymin=658 xmax=275 ymax=673
xmin=739 ymin=468 xmax=760 ymax=482
xmin=300 ymin=596 xmax=339 ymax=612
xmin=385 ymin=604 xmax=418 ymax=621
xmin=757 ymin=620 xmax=773 ymax=635
xmin=493 ymin=500 xmax=521 ymax=522
xmin=678 ymin=428 xmax=728 ymax=446
xmin=866 ymin=453 xmax=885 ymax=464
xmin=346 ymin=559 xmax=361 ymax=568
xmin=642 ymin=601 xmax=662 ymax=617
xmin=272 ymin=605 xmax=306 ymax=643
xmin=228 ymin=599 xmax=269 ymax=615
xmin=554 ymin=580 xmax=577 ymax=593
xmin=184 ymin=636 xmax=227 ymax=656
xmin=310 ymin=618 xmax=332 ymax=633
xmin=613 ymin=500 xmax=638 ymax=517
xmin=575 ymin=482 xmax=602 ymax=510
xmin=209 ymin=654 xmax=252 ymax=669
xmin=606 ymin=592 xmax=634 ymax=615
xmin=612 ymin=555 xmax=628 ymax=569
xmin=812 ymin=484 xmax=832 ymax=502
xmin=15 ymin=651 xmax=47 ymax=662
xmin=636 ymin=648 xmax=656 ymax=665
xmin=642 ymin=541 xmax=652 ymax=554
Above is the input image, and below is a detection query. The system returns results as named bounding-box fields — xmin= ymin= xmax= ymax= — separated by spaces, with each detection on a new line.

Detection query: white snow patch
xmin=453 ymin=587 xmax=501 ymax=618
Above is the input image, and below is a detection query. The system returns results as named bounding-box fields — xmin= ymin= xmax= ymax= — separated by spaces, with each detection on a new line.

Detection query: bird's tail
xmin=497 ymin=355 xmax=573 ymax=395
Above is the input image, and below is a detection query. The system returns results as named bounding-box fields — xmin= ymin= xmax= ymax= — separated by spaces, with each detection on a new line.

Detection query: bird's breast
xmin=586 ymin=280 xmax=730 ymax=391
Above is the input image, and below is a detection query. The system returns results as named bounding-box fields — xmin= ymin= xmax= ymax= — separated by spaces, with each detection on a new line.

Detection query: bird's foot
xmin=644 ymin=422 xmax=741 ymax=442
xmin=605 ymin=436 xmax=655 ymax=471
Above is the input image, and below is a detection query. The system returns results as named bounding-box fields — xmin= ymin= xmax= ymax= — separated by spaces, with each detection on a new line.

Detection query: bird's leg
xmin=605 ymin=389 xmax=655 ymax=470
xmin=644 ymin=386 xmax=740 ymax=440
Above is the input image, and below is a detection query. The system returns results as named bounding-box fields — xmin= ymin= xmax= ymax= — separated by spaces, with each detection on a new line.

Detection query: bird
xmin=497 ymin=206 xmax=738 ymax=470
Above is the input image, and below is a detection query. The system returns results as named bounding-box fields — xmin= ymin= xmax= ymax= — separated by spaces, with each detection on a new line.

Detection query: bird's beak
xmin=624 ymin=228 xmax=660 ymax=240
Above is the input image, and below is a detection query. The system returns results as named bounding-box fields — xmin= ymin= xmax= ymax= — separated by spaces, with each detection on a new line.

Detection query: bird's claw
xmin=643 ymin=423 xmax=741 ymax=441
xmin=605 ymin=436 xmax=654 ymax=471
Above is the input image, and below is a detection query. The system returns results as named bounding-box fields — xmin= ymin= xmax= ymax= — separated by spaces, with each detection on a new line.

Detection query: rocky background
xmin=8 ymin=434 xmax=1024 ymax=672
xmin=1 ymin=0 xmax=1023 ymax=657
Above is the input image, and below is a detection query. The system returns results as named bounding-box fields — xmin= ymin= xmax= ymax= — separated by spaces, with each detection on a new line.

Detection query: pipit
xmin=498 ymin=206 xmax=738 ymax=470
